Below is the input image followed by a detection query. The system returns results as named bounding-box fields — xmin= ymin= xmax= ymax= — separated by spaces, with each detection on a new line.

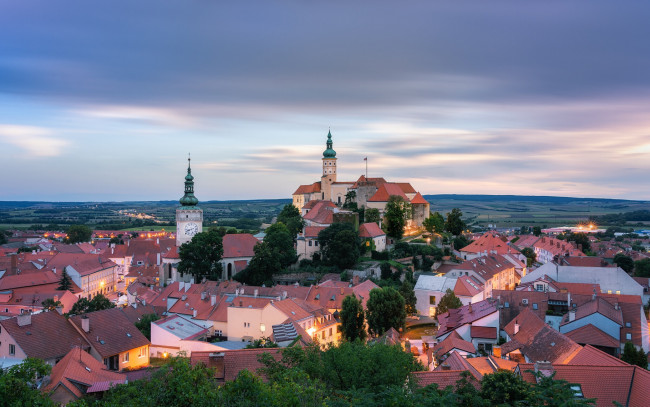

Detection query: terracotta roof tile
xmin=563 ymin=324 xmax=621 ymax=349
xmin=359 ymin=222 xmax=385 ymax=238
xmin=293 ymin=182 xmax=321 ymax=195
xmin=44 ymin=347 xmax=125 ymax=398
xmin=368 ymin=183 xmax=408 ymax=202
xmin=0 ymin=312 xmax=89 ymax=361
xmin=409 ymin=192 xmax=429 ymax=205
xmin=433 ymin=331 xmax=476 ymax=357
xmin=470 ymin=326 xmax=497 ymax=339
xmin=412 ymin=370 xmax=480 ymax=390
xmin=70 ymin=308 xmax=150 ymax=358
xmin=222 ymin=234 xmax=259 ymax=258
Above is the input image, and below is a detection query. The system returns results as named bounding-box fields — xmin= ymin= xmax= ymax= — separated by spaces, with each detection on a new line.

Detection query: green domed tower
xmin=176 ymin=156 xmax=203 ymax=247
xmin=321 ymin=130 xmax=337 ymax=201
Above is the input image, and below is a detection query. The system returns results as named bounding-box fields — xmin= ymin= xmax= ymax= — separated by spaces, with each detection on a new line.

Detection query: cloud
xmin=0 ymin=125 xmax=69 ymax=157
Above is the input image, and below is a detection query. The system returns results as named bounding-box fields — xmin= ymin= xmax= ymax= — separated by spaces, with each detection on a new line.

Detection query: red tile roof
xmin=162 ymin=246 xmax=179 ymax=259
xmin=222 ymin=234 xmax=259 ymax=258
xmin=293 ymin=182 xmax=321 ymax=195
xmin=396 ymin=182 xmax=416 ymax=194
xmin=454 ymin=276 xmax=484 ymax=297
xmin=368 ymin=183 xmax=408 ymax=202
xmin=303 ymin=202 xmax=335 ymax=225
xmin=503 ymin=308 xmax=582 ymax=364
xmin=519 ymin=363 xmax=650 ymax=407
xmin=0 ymin=270 xmax=60 ymax=290
xmin=567 ymin=345 xmax=629 ymax=366
xmin=44 ymin=347 xmax=125 ymax=398
xmin=564 ymin=324 xmax=621 ymax=349
xmin=0 ymin=312 xmax=89 ymax=361
xmin=351 ymin=175 xmax=387 ymax=189
xmin=460 ymin=232 xmax=520 ymax=255
xmin=45 ymin=253 xmax=116 ymax=277
xmin=303 ymin=226 xmax=326 ymax=238
xmin=69 ymin=308 xmax=150 ymax=358
xmin=409 ymin=192 xmax=429 ymax=205
xmin=433 ymin=331 xmax=476 ymax=357
xmin=470 ymin=326 xmax=497 ymax=339
xmin=533 ymin=237 xmax=585 ymax=257
xmin=561 ymin=297 xmax=623 ymax=327
xmin=436 ymin=299 xmax=498 ymax=338
xmin=359 ymin=222 xmax=385 ymax=238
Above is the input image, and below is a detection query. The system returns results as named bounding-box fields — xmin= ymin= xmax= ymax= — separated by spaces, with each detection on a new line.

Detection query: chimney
xmin=254 ymin=289 xmax=258 ymax=297
xmin=567 ymin=292 xmax=571 ymax=309
xmin=493 ymin=346 xmax=501 ymax=358
xmin=614 ymin=303 xmax=619 ymax=310
xmin=534 ymin=361 xmax=554 ymax=380
xmin=193 ymin=309 xmax=197 ymax=318
xmin=211 ymin=294 xmax=217 ymax=306
xmin=17 ymin=313 xmax=32 ymax=327
xmin=81 ymin=316 xmax=90 ymax=333
xmin=181 ymin=294 xmax=187 ymax=301
xmin=185 ymin=282 xmax=191 ymax=292
xmin=156 ymin=253 xmax=161 ymax=266
xmin=53 ymin=295 xmax=59 ymax=303
xmin=514 ymin=321 xmax=520 ymax=335
xmin=568 ymin=310 xmax=576 ymax=322
xmin=179 ymin=282 xmax=184 ymax=292
xmin=282 ymin=291 xmax=287 ymax=299
xmin=201 ymin=292 xmax=207 ymax=300
xmin=52 ymin=267 xmax=57 ymax=274
xmin=156 ymin=238 xmax=160 ymax=245
xmin=340 ymin=287 xmax=344 ymax=295
xmin=111 ymin=247 xmax=114 ymax=255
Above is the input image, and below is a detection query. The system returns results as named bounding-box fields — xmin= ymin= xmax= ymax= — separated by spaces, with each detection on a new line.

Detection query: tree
xmin=452 ymin=235 xmax=471 ymax=250
xmin=613 ymin=253 xmax=634 ymax=274
xmin=399 ymin=281 xmax=417 ymax=315
xmin=634 ymin=258 xmax=650 ymax=277
xmin=318 ymin=223 xmax=360 ymax=269
xmin=178 ymin=228 xmax=224 ymax=281
xmin=621 ymin=342 xmax=648 ymax=369
xmin=366 ymin=287 xmax=406 ymax=336
xmin=0 ymin=358 xmax=55 ymax=407
xmin=67 ymin=294 xmax=115 ymax=316
xmin=566 ymin=232 xmax=591 ymax=253
xmin=57 ymin=267 xmax=74 ymax=291
xmin=41 ymin=298 xmax=62 ymax=312
xmin=339 ymin=295 xmax=367 ymax=342
xmin=0 ymin=229 xmax=7 ymax=245
xmin=480 ymin=370 xmax=531 ymax=405
xmin=135 ymin=313 xmax=160 ymax=340
xmin=380 ymin=262 xmax=393 ymax=280
xmin=529 ymin=371 xmax=597 ymax=406
xmin=66 ymin=224 xmax=92 ymax=244
xmin=246 ymin=336 xmax=279 ymax=349
xmin=533 ymin=226 xmax=542 ymax=236
xmin=436 ymin=288 xmax=462 ymax=316
xmin=263 ymin=222 xmax=297 ymax=268
xmin=365 ymin=208 xmax=381 ymax=224
xmin=423 ymin=211 xmax=445 ymax=234
xmin=277 ymin=204 xmax=304 ymax=240
xmin=521 ymin=247 xmax=537 ymax=267
xmin=235 ymin=241 xmax=282 ymax=286
xmin=383 ymin=195 xmax=411 ymax=239
xmin=445 ymin=208 xmax=466 ymax=236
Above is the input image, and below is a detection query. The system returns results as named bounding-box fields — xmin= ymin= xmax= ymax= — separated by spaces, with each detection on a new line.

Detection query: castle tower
xmin=321 ymin=130 xmax=337 ymax=201
xmin=176 ymin=156 xmax=203 ymax=247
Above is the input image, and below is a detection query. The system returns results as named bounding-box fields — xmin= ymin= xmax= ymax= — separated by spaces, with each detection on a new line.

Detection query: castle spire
xmin=323 ymin=130 xmax=336 ymax=158
xmin=179 ymin=154 xmax=199 ymax=206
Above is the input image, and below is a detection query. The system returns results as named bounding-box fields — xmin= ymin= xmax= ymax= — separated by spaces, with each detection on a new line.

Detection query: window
xmin=322 ymin=331 xmax=325 ymax=339
xmin=626 ymin=322 xmax=631 ymax=328
xmin=123 ymin=352 xmax=129 ymax=363
xmin=138 ymin=347 xmax=146 ymax=358
xmin=571 ymin=384 xmax=584 ymax=398
xmin=429 ymin=296 xmax=436 ymax=305
xmin=315 ymin=241 xmax=319 ymax=246
xmin=535 ymin=284 xmax=544 ymax=292
xmin=9 ymin=344 xmax=15 ymax=355
xmin=309 ymin=241 xmax=312 ymax=247
xmin=616 ymin=290 xmax=621 ymax=295
xmin=532 ymin=303 xmax=538 ymax=310
xmin=626 ymin=333 xmax=632 ymax=340
xmin=329 ymin=328 xmax=332 ymax=336
xmin=504 ymin=302 xmax=510 ymax=308
xmin=215 ymin=330 xmax=222 ymax=336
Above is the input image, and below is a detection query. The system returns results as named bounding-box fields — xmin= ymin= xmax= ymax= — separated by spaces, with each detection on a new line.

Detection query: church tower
xmin=321 ymin=130 xmax=337 ymax=201
xmin=176 ymin=156 xmax=203 ymax=247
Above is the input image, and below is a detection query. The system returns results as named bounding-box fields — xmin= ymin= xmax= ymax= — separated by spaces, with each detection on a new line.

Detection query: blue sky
xmin=1 ymin=1 xmax=650 ymax=201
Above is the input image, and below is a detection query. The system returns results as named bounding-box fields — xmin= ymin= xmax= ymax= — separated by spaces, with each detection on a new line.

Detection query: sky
xmin=1 ymin=1 xmax=650 ymax=202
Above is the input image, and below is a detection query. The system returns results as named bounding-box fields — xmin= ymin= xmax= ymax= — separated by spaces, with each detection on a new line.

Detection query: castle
xmin=292 ymin=131 xmax=430 ymax=227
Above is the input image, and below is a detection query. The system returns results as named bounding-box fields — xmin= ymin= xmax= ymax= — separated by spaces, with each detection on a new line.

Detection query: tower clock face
xmin=184 ymin=222 xmax=199 ymax=236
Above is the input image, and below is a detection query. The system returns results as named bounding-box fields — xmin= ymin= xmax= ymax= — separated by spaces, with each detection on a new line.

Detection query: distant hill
xmin=422 ymin=194 xmax=648 ymax=204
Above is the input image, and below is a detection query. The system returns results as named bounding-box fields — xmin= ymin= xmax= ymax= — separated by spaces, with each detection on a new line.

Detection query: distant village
xmin=1 ymin=132 xmax=650 ymax=406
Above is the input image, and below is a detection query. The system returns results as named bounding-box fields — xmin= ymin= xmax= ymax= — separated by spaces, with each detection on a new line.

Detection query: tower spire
xmin=179 ymin=154 xmax=199 ymax=206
